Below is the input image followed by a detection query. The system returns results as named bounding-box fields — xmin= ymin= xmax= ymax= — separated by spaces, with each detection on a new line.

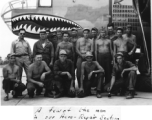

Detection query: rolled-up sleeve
xmin=53 ymin=61 xmax=62 ymax=75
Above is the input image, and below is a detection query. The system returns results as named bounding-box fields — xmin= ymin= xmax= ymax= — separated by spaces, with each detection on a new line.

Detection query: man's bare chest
xmin=7 ymin=67 xmax=18 ymax=75
xmin=98 ymin=40 xmax=109 ymax=47
xmin=60 ymin=43 xmax=71 ymax=49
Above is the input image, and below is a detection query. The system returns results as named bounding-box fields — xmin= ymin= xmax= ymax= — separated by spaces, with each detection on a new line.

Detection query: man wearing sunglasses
xmin=10 ymin=28 xmax=32 ymax=90
xmin=77 ymin=52 xmax=104 ymax=98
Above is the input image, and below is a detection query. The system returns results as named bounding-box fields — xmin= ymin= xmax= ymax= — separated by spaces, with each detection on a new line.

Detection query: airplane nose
xmin=1 ymin=2 xmax=13 ymax=30
xmin=1 ymin=0 xmax=29 ymax=30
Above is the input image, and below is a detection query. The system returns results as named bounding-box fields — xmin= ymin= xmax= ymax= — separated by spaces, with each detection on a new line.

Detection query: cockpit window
xmin=38 ymin=0 xmax=52 ymax=7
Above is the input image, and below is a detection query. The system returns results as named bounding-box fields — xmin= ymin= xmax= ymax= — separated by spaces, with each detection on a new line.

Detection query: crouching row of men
xmin=3 ymin=50 xmax=137 ymax=101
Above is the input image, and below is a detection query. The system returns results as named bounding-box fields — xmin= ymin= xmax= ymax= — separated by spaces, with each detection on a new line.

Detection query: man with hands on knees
xmin=105 ymin=52 xmax=137 ymax=99
xmin=2 ymin=53 xmax=26 ymax=101
xmin=77 ymin=52 xmax=105 ymax=98
xmin=53 ymin=50 xmax=76 ymax=98
xmin=27 ymin=53 xmax=52 ymax=98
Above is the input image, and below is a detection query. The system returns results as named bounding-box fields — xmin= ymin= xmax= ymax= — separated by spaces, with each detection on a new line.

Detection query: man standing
xmin=46 ymin=29 xmax=56 ymax=55
xmin=113 ymin=27 xmax=128 ymax=62
xmin=91 ymin=27 xmax=98 ymax=48
xmin=56 ymin=32 xmax=74 ymax=61
xmin=76 ymin=28 xmax=93 ymax=87
xmin=33 ymin=30 xmax=54 ymax=68
xmin=105 ymin=52 xmax=137 ymax=99
xmin=2 ymin=54 xmax=26 ymax=101
xmin=70 ymin=28 xmax=80 ymax=68
xmin=123 ymin=25 xmax=137 ymax=63
xmin=107 ymin=23 xmax=117 ymax=41
xmin=27 ymin=53 xmax=51 ymax=98
xmin=53 ymin=50 xmax=76 ymax=98
xmin=11 ymin=28 xmax=32 ymax=81
xmin=95 ymin=29 xmax=113 ymax=84
xmin=77 ymin=52 xmax=104 ymax=98
xmin=46 ymin=29 xmax=52 ymax=43
xmin=52 ymin=29 xmax=63 ymax=52
xmin=91 ymin=27 xmax=98 ymax=60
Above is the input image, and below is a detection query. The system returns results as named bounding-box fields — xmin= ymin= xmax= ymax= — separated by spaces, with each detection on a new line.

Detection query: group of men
xmin=2 ymin=23 xmax=138 ymax=101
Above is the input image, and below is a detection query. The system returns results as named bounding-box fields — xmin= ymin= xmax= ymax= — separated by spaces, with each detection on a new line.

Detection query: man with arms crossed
xmin=77 ymin=52 xmax=104 ymax=98
xmin=27 ymin=53 xmax=51 ymax=98
xmin=105 ymin=52 xmax=137 ymax=99
xmin=76 ymin=28 xmax=93 ymax=87
xmin=56 ymin=32 xmax=74 ymax=61
xmin=2 ymin=54 xmax=26 ymax=101
xmin=95 ymin=28 xmax=113 ymax=84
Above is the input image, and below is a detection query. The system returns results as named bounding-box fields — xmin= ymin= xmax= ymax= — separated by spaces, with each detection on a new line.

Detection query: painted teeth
xmin=12 ymin=15 xmax=82 ymax=33
xmin=12 ymin=15 xmax=80 ymax=27
xmin=12 ymin=26 xmax=76 ymax=33
xmin=37 ymin=28 xmax=41 ymax=33
xmin=31 ymin=26 xmax=37 ymax=33
xmin=19 ymin=24 xmax=23 ymax=29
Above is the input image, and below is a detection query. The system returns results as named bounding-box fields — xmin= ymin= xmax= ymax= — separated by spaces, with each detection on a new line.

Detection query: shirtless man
xmin=27 ymin=53 xmax=51 ymax=98
xmin=113 ymin=27 xmax=128 ymax=62
xmin=76 ymin=28 xmax=93 ymax=87
xmin=95 ymin=29 xmax=113 ymax=84
xmin=123 ymin=25 xmax=137 ymax=63
xmin=56 ymin=32 xmax=74 ymax=61
xmin=2 ymin=54 xmax=26 ymax=101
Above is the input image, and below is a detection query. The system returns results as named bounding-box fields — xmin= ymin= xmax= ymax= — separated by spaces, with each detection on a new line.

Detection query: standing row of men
xmin=2 ymin=23 xmax=138 ymax=101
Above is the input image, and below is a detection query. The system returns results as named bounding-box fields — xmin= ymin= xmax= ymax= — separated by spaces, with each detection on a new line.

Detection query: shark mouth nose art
xmin=12 ymin=14 xmax=82 ymax=34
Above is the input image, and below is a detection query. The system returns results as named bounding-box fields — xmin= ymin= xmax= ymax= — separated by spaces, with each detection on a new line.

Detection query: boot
xmin=126 ymin=91 xmax=134 ymax=99
xmin=96 ymin=91 xmax=102 ymax=98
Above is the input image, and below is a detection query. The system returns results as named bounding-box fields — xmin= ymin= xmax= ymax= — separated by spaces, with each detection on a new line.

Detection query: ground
xmin=1 ymin=75 xmax=152 ymax=106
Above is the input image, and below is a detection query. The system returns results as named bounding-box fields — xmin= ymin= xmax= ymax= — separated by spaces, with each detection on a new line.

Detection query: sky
xmin=0 ymin=0 xmax=132 ymax=60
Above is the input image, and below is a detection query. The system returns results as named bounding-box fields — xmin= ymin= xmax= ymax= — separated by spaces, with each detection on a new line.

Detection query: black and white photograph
xmin=0 ymin=0 xmax=151 ymax=106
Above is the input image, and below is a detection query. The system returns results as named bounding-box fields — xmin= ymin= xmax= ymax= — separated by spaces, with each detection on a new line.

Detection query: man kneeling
xmin=2 ymin=54 xmax=26 ymax=101
xmin=105 ymin=52 xmax=137 ymax=99
xmin=27 ymin=53 xmax=51 ymax=98
xmin=53 ymin=50 xmax=76 ymax=98
xmin=77 ymin=52 xmax=105 ymax=98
